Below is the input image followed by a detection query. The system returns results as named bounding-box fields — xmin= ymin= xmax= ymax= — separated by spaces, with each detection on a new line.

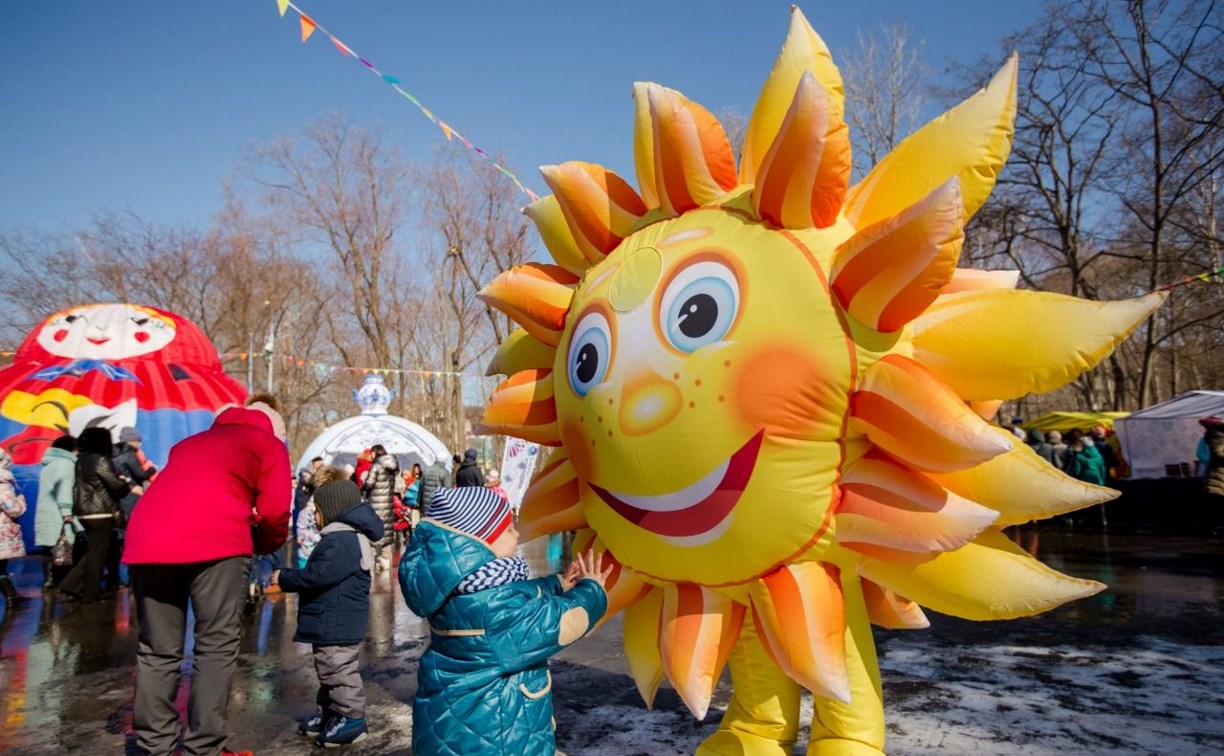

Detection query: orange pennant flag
xmin=299 ymin=15 xmax=317 ymax=42
xmin=276 ymin=0 xmax=289 ymax=17
xmin=439 ymin=121 xmax=454 ymax=141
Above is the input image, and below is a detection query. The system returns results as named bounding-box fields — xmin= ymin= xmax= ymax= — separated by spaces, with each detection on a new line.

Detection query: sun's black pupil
xmin=677 ymin=293 xmax=718 ymax=338
xmin=575 ymin=343 xmax=600 ymax=383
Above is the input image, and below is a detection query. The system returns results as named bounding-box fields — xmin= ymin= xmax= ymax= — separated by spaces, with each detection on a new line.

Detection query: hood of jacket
xmin=399 ymin=521 xmax=495 ymax=618
xmin=212 ymin=406 xmax=275 ymax=435
xmin=41 ymin=446 xmax=76 ymax=468
xmin=331 ymin=502 xmax=386 ymax=541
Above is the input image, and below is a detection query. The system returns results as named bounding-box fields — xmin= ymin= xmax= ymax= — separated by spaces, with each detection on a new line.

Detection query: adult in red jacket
xmin=124 ymin=403 xmax=292 ymax=756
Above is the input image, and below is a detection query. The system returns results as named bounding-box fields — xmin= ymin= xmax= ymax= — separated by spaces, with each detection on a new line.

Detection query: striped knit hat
xmin=428 ymin=487 xmax=513 ymax=544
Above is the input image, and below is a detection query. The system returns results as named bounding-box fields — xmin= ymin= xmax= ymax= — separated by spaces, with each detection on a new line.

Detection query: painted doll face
xmin=37 ymin=304 xmax=176 ymax=360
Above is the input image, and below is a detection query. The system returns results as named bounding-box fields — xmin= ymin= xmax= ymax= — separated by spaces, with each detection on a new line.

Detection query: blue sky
xmin=0 ymin=1 xmax=1043 ymax=232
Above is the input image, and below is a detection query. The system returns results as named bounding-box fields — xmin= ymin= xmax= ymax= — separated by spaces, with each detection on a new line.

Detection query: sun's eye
xmin=660 ymin=260 xmax=740 ymax=352
xmin=567 ymin=312 xmax=612 ymax=397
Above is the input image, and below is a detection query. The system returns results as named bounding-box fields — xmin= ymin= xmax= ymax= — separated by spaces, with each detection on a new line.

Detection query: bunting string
xmin=1148 ymin=266 xmax=1224 ymax=294
xmin=274 ymin=0 xmax=540 ymax=202
xmin=219 ymin=351 xmax=470 ymax=379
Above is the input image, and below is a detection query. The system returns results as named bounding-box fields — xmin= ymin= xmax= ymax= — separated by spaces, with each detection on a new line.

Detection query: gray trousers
xmin=130 ymin=556 xmax=251 ymax=756
xmin=314 ymin=644 xmax=365 ymax=719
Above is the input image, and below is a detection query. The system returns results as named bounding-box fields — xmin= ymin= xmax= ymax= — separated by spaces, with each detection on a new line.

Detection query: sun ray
xmin=842 ymin=55 xmax=1018 ymax=231
xmin=632 ymin=82 xmax=661 ymax=209
xmin=659 ymin=582 xmax=746 ymax=719
xmin=522 ymin=195 xmax=591 ymax=275
xmin=835 ymin=451 xmax=998 ymax=557
xmin=741 ymin=6 xmax=843 ymax=185
xmin=913 ymin=290 xmax=1168 ymax=401
xmin=858 ymin=530 xmax=1104 ymax=621
xmin=968 ymin=399 xmax=1005 ymax=421
xmin=831 ymin=178 xmax=964 ymax=332
xmin=941 ymin=268 xmax=1020 ymax=294
xmin=485 ymin=328 xmax=556 ymax=377
xmin=860 ymin=578 xmax=929 ymax=630
xmin=517 ymin=449 xmax=585 ymax=539
xmin=928 ymin=428 xmax=1119 ymax=526
xmin=541 ymin=162 xmax=648 ymax=263
xmin=849 ymin=355 xmax=1014 ymax=472
xmin=623 ymin=587 xmax=666 ymax=709
xmin=478 ymin=263 xmax=579 ymax=347
xmin=751 ymin=71 xmax=851 ymax=229
xmin=474 ymin=369 xmax=561 ymax=446
xmin=749 ymin=562 xmax=850 ymax=702
xmin=645 ymin=83 xmax=738 ymax=216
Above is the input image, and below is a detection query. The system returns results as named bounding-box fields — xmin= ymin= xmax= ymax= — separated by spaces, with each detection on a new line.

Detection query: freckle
xmin=607 ymin=430 xmax=613 ymax=438
xmin=597 ymin=416 xmax=602 ymax=424
xmin=591 ymin=440 xmax=596 ymax=447
xmin=718 ymin=395 xmax=725 ymax=403
xmin=673 ymin=372 xmax=680 ymax=380
xmin=608 ymin=398 xmax=613 ymax=406
xmin=580 ymin=416 xmax=585 ymax=424
xmin=723 ymin=360 xmax=731 ymax=368
xmin=695 ymin=379 xmax=702 ymax=387
xmin=689 ymin=401 xmax=696 ymax=409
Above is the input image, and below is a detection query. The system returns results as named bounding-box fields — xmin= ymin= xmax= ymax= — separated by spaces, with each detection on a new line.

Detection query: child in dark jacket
xmin=399 ymin=487 xmax=612 ymax=756
xmin=272 ymin=473 xmax=385 ymax=748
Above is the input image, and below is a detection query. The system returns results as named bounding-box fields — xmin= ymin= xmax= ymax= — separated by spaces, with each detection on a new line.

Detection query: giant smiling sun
xmin=476 ymin=9 xmax=1163 ymax=755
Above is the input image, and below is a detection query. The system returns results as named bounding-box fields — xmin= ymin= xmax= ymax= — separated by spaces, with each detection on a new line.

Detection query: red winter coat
xmin=123 ymin=407 xmax=292 ymax=564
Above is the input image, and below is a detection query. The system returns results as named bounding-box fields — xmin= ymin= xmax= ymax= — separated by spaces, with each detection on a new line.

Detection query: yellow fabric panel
xmin=485 ymin=328 xmax=556 ymax=377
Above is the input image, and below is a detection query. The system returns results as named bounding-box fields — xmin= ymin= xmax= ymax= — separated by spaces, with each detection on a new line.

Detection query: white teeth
xmin=606 ymin=457 xmax=730 ymax=512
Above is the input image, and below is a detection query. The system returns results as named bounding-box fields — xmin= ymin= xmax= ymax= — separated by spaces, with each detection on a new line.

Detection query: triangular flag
xmin=382 ymin=74 xmax=400 ymax=85
xmin=276 ymin=0 xmax=289 ymax=17
xmin=420 ymin=107 xmax=436 ymax=122
xmin=330 ymin=36 xmax=350 ymax=56
xmin=439 ymin=121 xmax=454 ymax=141
xmin=299 ymin=15 xmax=317 ymax=42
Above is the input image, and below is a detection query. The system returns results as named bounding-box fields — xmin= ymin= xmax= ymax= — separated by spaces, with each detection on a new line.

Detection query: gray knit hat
xmin=314 ymin=480 xmax=362 ymax=525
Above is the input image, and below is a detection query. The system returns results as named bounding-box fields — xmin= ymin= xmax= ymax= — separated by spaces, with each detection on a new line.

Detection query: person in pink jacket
xmin=123 ymin=402 xmax=292 ymax=756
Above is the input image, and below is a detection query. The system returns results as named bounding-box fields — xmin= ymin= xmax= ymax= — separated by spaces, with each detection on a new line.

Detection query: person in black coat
xmin=60 ymin=427 xmax=130 ymax=603
xmin=272 ymin=476 xmax=384 ymax=747
xmin=454 ymin=448 xmax=484 ymax=488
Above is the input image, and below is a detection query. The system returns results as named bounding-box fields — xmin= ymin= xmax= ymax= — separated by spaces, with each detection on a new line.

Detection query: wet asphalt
xmin=0 ymin=528 xmax=1220 ymax=755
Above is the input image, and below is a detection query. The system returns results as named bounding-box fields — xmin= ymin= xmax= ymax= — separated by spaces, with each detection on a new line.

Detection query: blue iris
xmin=665 ymin=276 xmax=737 ymax=352
xmin=568 ymin=323 xmax=610 ymax=396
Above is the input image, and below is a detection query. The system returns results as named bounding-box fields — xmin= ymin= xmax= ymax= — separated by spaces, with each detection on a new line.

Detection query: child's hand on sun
xmin=559 ymin=560 xmax=582 ymax=590
xmin=574 ymin=550 xmax=614 ymax=589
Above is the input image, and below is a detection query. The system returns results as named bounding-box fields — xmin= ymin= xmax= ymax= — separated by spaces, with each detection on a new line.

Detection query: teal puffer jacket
xmin=400 ymin=520 xmax=608 ymax=756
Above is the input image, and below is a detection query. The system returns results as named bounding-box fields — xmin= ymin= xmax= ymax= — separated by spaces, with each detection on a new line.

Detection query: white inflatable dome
xmin=296 ymin=374 xmax=451 ymax=473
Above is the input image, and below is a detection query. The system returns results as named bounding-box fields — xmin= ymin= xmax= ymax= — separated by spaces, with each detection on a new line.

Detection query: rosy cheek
xmin=732 ymin=346 xmax=845 ymax=440
xmin=53 ymin=329 xmax=68 ymax=342
xmin=134 ymin=331 xmax=150 ymax=343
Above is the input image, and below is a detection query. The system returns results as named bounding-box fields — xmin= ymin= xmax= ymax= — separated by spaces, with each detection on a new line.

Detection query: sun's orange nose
xmin=618 ymin=369 xmax=683 ymax=437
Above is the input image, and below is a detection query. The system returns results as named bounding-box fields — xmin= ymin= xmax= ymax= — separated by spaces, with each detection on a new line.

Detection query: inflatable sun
xmin=477 ymin=8 xmax=1163 ymax=754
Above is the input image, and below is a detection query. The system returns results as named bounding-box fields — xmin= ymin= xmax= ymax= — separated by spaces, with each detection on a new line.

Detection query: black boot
xmin=0 ymin=575 xmax=31 ymax=607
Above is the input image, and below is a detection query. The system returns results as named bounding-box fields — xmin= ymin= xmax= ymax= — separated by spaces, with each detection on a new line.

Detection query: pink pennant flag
xmin=299 ymin=15 xmax=317 ymax=42
xmin=276 ymin=0 xmax=289 ymax=17
xmin=330 ymin=36 xmax=351 ymax=56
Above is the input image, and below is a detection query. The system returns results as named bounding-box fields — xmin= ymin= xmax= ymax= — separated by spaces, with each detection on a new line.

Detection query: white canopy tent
xmin=1113 ymin=390 xmax=1224 ymax=479
xmin=296 ymin=375 xmax=450 ymax=474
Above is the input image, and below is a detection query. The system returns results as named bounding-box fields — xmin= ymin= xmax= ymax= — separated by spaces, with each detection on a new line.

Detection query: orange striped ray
xmin=742 ymin=6 xmax=843 ymax=184
xmin=929 ymin=428 xmax=1119 ymax=527
xmin=478 ymin=263 xmax=579 ymax=348
xmin=968 ymin=400 xmax=1004 ymax=422
xmin=645 ymin=84 xmax=739 ymax=216
xmin=912 ymin=289 xmax=1167 ymax=401
xmin=842 ymin=55 xmax=1017 ymax=231
xmin=522 ymin=195 xmax=591 ymax=275
xmin=748 ymin=562 xmax=850 ymax=702
xmin=860 ymin=578 xmax=929 ymax=630
xmin=849 ymin=354 xmax=1014 ymax=472
xmin=658 ymin=583 xmax=746 ymax=719
xmin=632 ymin=82 xmax=661 ymax=209
xmin=857 ymin=530 xmax=1104 ymax=621
xmin=830 ymin=178 xmax=964 ymax=332
xmin=476 ymin=369 xmax=562 ymax=446
xmin=835 ymin=451 xmax=999 ymax=557
xmin=571 ymin=530 xmax=651 ymax=622
xmin=941 ymin=268 xmax=1020 ymax=294
xmin=485 ymin=328 xmax=557 ymax=377
xmin=751 ymin=71 xmax=851 ymax=230
xmin=517 ymin=449 xmax=585 ymax=539
xmin=540 ymin=162 xmax=648 ymax=264
xmin=623 ymin=587 xmax=666 ymax=708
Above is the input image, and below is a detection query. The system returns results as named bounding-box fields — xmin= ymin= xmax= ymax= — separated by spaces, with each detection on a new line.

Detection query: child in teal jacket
xmin=399 ymin=487 xmax=610 ymax=756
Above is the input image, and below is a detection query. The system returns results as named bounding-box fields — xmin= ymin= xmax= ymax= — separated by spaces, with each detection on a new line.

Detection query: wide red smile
xmin=589 ymin=430 xmax=764 ymax=538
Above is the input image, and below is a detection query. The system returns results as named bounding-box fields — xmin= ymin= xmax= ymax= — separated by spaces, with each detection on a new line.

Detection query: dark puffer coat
xmin=73 ymin=452 xmax=129 ymax=517
xmin=278 ymin=503 xmax=385 ymax=645
xmin=1205 ymin=426 xmax=1224 ymax=496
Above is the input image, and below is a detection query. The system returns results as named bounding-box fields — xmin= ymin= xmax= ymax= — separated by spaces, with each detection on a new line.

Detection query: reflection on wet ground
xmin=0 ymin=528 xmax=1220 ymax=754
